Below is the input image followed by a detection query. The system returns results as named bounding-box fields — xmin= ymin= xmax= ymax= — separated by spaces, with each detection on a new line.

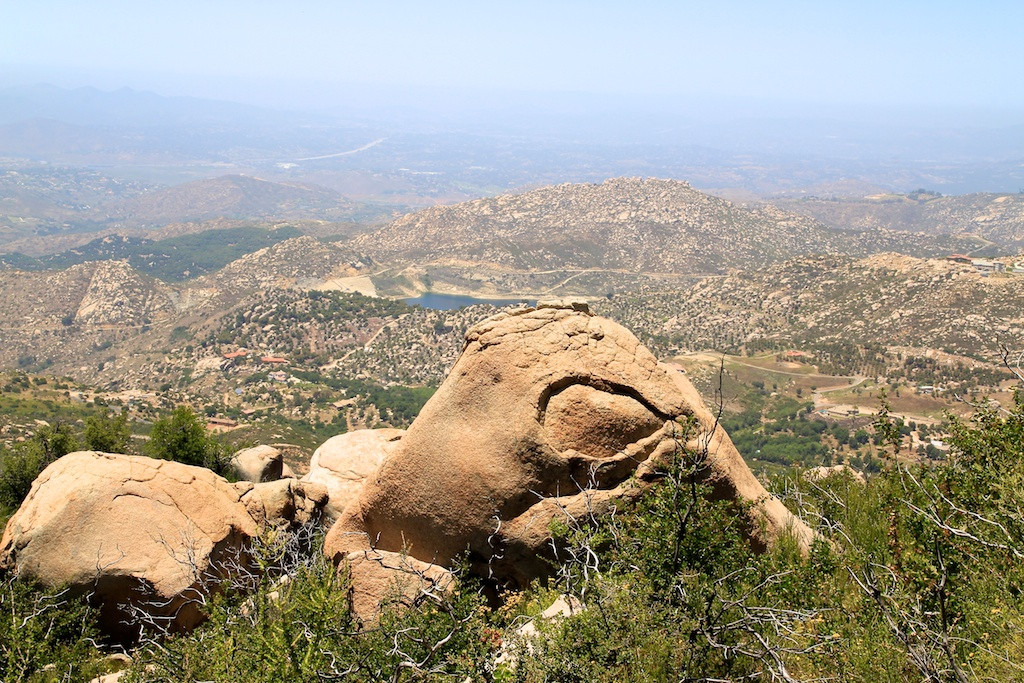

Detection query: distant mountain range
xmin=0 ymin=171 xmax=386 ymax=254
xmin=2 ymin=83 xmax=1024 ymax=195
xmin=0 ymin=84 xmax=301 ymax=128
xmin=118 ymin=175 xmax=357 ymax=225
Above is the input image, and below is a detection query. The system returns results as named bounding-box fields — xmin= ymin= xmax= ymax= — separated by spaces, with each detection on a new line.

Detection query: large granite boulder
xmin=302 ymin=429 xmax=404 ymax=519
xmin=0 ymin=451 xmax=327 ymax=641
xmin=326 ymin=305 xmax=815 ymax=619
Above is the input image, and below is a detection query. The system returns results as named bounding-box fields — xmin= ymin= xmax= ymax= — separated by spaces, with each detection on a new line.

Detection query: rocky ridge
xmin=353 ymin=177 xmax=977 ymax=276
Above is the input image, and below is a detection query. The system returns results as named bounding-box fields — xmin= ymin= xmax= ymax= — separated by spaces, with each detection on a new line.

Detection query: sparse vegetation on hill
xmin=596 ymin=253 xmax=1024 ymax=362
xmin=0 ymin=225 xmax=308 ymax=281
xmin=354 ymin=178 xmax=979 ymax=285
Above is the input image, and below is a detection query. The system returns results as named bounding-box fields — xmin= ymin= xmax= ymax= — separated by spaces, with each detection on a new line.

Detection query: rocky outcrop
xmin=326 ymin=305 xmax=814 ymax=620
xmin=302 ymin=429 xmax=404 ymax=519
xmin=0 ymin=452 xmax=326 ymax=641
xmin=74 ymin=260 xmax=173 ymax=326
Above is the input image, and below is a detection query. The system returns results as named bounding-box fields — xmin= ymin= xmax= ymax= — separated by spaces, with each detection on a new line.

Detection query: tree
xmin=32 ymin=422 xmax=78 ymax=462
xmin=146 ymin=406 xmax=227 ymax=473
xmin=83 ymin=414 xmax=131 ymax=454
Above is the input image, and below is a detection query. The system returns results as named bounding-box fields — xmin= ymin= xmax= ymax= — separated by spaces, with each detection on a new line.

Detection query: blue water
xmin=404 ymin=292 xmax=534 ymax=310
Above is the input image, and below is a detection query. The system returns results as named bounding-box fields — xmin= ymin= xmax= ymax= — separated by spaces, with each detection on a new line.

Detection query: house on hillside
xmin=946 ymin=254 xmax=973 ymax=265
xmin=206 ymin=417 xmax=238 ymax=432
xmin=971 ymin=259 xmax=1005 ymax=274
xmin=261 ymin=356 xmax=287 ymax=364
xmin=223 ymin=350 xmax=248 ymax=360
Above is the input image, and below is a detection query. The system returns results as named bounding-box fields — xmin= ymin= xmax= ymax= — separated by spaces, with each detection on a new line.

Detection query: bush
xmin=0 ymin=576 xmax=102 ymax=681
xmin=129 ymin=530 xmax=498 ymax=682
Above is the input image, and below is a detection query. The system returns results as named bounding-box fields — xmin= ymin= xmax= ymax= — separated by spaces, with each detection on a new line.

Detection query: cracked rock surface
xmin=325 ymin=306 xmax=814 ymax=620
xmin=0 ymin=451 xmax=326 ymax=641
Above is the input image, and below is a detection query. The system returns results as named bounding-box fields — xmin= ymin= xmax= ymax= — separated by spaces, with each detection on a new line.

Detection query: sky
xmin=2 ymin=0 xmax=1024 ymax=112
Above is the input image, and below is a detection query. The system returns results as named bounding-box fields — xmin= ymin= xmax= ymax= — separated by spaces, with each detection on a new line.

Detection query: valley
xmin=6 ymin=4 xmax=1024 ymax=678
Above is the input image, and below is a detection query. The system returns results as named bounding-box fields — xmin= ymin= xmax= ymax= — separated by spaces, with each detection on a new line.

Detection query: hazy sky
xmin=3 ymin=0 xmax=1024 ymax=110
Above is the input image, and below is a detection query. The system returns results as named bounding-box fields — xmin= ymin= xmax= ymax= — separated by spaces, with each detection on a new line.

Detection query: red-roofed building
xmin=223 ymin=350 xmax=248 ymax=360
xmin=261 ymin=356 xmax=287 ymax=364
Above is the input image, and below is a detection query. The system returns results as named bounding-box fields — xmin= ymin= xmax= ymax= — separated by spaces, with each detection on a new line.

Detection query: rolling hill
xmin=596 ymin=253 xmax=1024 ymax=361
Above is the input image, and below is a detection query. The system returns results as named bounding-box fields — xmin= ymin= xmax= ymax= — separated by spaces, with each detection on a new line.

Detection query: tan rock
xmin=326 ymin=306 xmax=814 ymax=619
xmin=0 ymin=451 xmax=326 ymax=641
xmin=230 ymin=444 xmax=284 ymax=482
xmin=804 ymin=464 xmax=867 ymax=485
xmin=302 ymin=429 xmax=404 ymax=519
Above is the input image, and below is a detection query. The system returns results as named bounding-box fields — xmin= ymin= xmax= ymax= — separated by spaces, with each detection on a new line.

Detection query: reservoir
xmin=404 ymin=292 xmax=534 ymax=310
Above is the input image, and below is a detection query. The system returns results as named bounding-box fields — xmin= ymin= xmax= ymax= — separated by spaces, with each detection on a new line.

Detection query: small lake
xmin=404 ymin=292 xmax=534 ymax=310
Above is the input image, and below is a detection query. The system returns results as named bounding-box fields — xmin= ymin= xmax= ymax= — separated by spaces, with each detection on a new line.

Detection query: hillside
xmin=353 ymin=178 xmax=979 ymax=283
xmin=116 ymin=174 xmax=355 ymax=225
xmin=773 ymin=190 xmax=1024 ymax=247
xmin=596 ymin=253 xmax=1024 ymax=361
xmin=0 ymin=236 xmax=375 ymax=379
xmin=0 ymin=166 xmax=386 ymax=255
xmin=0 ymin=165 xmax=148 ymax=246
xmin=1 ymin=226 xmax=308 ymax=281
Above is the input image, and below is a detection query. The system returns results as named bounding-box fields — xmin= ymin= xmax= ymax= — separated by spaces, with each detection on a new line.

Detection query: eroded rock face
xmin=0 ymin=452 xmax=326 ymax=641
xmin=326 ymin=306 xmax=814 ymax=619
xmin=302 ymin=429 xmax=404 ymax=519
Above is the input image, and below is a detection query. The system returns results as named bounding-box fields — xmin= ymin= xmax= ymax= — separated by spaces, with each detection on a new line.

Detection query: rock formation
xmin=0 ymin=451 xmax=326 ymax=641
xmin=301 ymin=429 xmax=404 ymax=519
xmin=325 ymin=304 xmax=815 ymax=620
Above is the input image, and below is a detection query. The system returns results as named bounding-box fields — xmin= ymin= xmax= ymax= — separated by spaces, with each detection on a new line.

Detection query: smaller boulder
xmin=230 ymin=445 xmax=284 ymax=482
xmin=242 ymin=479 xmax=328 ymax=528
xmin=302 ymin=429 xmax=404 ymax=519
xmin=341 ymin=547 xmax=453 ymax=625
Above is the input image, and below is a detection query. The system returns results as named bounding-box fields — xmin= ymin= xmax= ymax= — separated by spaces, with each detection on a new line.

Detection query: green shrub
xmin=0 ymin=422 xmax=79 ymax=513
